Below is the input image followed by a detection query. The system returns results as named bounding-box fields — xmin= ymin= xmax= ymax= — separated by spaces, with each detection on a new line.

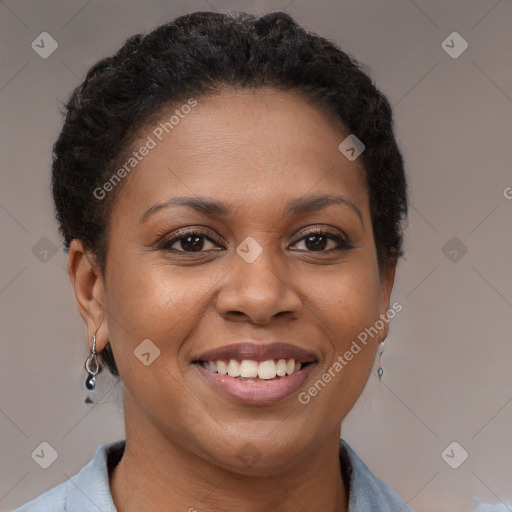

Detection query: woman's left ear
xmin=378 ymin=262 xmax=397 ymax=339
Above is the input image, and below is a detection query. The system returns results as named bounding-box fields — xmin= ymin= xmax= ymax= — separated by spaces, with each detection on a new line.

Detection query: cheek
xmin=301 ymin=263 xmax=383 ymax=411
xmin=301 ymin=274 xmax=381 ymax=417
xmin=103 ymin=254 xmax=216 ymax=368
xmin=306 ymin=261 xmax=383 ymax=343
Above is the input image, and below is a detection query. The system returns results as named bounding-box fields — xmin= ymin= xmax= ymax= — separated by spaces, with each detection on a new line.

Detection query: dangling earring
xmin=85 ymin=333 xmax=101 ymax=396
xmin=377 ymin=338 xmax=386 ymax=380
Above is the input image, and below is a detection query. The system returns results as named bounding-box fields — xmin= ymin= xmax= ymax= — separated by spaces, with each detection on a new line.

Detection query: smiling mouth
xmin=193 ymin=357 xmax=318 ymax=404
xmin=194 ymin=358 xmax=316 ymax=381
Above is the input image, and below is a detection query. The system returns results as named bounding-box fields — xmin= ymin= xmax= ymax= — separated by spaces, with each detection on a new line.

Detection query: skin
xmin=68 ymin=88 xmax=396 ymax=512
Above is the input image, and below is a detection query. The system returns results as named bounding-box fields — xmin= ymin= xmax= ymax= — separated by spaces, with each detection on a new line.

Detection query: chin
xmin=197 ymin=430 xmax=314 ymax=476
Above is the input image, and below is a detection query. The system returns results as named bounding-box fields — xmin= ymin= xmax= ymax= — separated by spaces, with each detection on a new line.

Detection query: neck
xmin=110 ymin=400 xmax=348 ymax=512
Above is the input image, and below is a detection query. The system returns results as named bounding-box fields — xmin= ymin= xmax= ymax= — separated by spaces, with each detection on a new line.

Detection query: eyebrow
xmin=139 ymin=194 xmax=363 ymax=227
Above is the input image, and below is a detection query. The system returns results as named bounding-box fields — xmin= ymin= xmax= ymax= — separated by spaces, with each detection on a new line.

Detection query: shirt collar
xmin=65 ymin=438 xmax=409 ymax=511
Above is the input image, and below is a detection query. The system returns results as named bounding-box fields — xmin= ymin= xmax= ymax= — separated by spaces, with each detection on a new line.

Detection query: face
xmin=71 ymin=88 xmax=395 ymax=474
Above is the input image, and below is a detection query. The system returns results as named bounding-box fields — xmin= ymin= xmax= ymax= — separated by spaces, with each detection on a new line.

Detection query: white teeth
xmin=227 ymin=359 xmax=241 ymax=377
xmin=216 ymin=360 xmax=228 ymax=375
xmin=240 ymin=360 xmax=259 ymax=378
xmin=201 ymin=358 xmax=306 ymax=378
xmin=276 ymin=359 xmax=287 ymax=376
xmin=258 ymin=360 xmax=277 ymax=380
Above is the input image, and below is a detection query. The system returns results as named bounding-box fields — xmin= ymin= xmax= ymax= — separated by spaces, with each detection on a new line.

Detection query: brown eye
xmin=174 ymin=234 xmax=206 ymax=252
xmin=290 ymin=230 xmax=352 ymax=252
xmin=159 ymin=230 xmax=223 ymax=253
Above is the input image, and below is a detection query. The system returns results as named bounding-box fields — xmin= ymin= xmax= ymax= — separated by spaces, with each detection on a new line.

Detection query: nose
xmin=216 ymin=250 xmax=302 ymax=325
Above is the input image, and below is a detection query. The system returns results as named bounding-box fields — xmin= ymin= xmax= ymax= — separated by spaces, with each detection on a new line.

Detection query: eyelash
xmin=157 ymin=227 xmax=353 ymax=254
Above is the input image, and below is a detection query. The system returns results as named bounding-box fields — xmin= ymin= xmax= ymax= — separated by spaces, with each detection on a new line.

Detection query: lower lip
xmin=194 ymin=363 xmax=316 ymax=405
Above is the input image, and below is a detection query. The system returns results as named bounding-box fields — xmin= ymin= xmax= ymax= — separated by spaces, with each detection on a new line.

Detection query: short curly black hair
xmin=52 ymin=11 xmax=408 ymax=377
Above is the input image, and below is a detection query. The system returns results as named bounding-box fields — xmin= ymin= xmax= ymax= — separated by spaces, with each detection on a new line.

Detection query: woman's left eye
xmin=159 ymin=229 xmax=351 ymax=254
xmin=290 ymin=231 xmax=351 ymax=252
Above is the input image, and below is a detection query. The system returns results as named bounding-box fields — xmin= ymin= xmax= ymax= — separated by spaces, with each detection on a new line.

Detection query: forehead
xmin=111 ymin=88 xmax=368 ymax=218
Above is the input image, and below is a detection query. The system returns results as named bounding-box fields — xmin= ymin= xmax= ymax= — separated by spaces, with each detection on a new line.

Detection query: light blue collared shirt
xmin=12 ymin=439 xmax=412 ymax=511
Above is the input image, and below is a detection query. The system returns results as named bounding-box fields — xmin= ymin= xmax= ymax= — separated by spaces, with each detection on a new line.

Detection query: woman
xmin=14 ymin=10 xmax=409 ymax=511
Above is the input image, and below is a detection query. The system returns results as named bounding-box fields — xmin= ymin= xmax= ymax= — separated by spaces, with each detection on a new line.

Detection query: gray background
xmin=1 ymin=1 xmax=511 ymax=510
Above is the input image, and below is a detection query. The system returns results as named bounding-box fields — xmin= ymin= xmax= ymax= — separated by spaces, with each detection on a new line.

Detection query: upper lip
xmin=194 ymin=342 xmax=318 ymax=363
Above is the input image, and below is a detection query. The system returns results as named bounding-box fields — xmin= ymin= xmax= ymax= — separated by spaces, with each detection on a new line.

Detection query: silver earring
xmin=377 ymin=339 xmax=386 ymax=380
xmin=85 ymin=333 xmax=101 ymax=392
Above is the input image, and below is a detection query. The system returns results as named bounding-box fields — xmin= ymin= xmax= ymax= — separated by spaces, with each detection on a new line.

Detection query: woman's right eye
xmin=159 ymin=230 xmax=223 ymax=253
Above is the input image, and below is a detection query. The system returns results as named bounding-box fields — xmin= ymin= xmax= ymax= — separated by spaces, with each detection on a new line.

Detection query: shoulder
xmin=339 ymin=439 xmax=413 ymax=511
xmin=11 ymin=440 xmax=125 ymax=512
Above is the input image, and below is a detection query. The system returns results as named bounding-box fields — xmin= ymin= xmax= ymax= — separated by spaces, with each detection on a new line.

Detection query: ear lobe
xmin=68 ymin=239 xmax=109 ymax=352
